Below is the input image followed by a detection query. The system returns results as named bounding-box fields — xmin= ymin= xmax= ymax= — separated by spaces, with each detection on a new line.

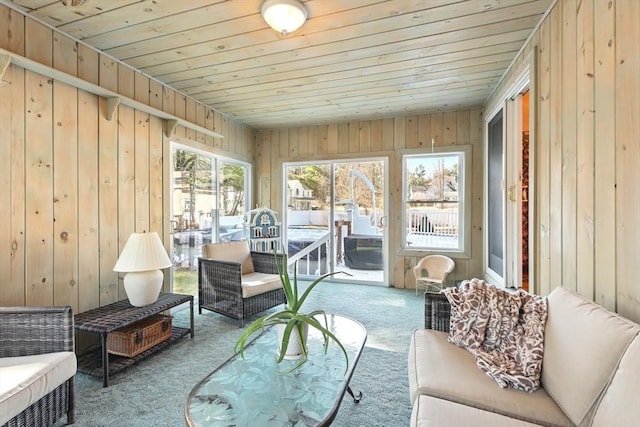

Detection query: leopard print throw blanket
xmin=442 ymin=278 xmax=548 ymax=392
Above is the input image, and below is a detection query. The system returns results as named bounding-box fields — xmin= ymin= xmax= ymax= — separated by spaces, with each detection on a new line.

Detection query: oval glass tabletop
xmin=185 ymin=314 xmax=367 ymax=427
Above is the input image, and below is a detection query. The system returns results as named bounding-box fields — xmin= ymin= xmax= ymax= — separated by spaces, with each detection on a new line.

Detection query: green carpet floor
xmin=61 ymin=281 xmax=424 ymax=426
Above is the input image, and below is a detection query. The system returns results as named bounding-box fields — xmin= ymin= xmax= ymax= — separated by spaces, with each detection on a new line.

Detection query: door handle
xmin=379 ymin=216 xmax=388 ymax=227
xmin=507 ymin=185 xmax=517 ymax=203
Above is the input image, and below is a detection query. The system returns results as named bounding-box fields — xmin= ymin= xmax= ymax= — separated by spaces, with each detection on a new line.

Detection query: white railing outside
xmin=406 ymin=209 xmax=459 ymax=249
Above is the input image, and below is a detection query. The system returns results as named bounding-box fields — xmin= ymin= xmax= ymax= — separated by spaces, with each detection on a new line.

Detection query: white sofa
xmin=0 ymin=306 xmax=77 ymax=427
xmin=408 ymin=287 xmax=640 ymax=426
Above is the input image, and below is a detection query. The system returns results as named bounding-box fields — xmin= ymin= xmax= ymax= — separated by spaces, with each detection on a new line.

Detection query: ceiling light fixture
xmin=261 ymin=0 xmax=307 ymax=35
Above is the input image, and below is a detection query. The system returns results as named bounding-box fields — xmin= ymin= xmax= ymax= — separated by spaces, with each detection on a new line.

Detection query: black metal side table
xmin=74 ymin=292 xmax=194 ymax=387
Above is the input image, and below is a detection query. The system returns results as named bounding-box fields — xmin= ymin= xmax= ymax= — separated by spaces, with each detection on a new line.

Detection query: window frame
xmin=401 ymin=145 xmax=472 ymax=258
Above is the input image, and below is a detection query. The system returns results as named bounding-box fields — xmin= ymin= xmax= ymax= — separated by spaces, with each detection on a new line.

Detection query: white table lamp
xmin=113 ymin=232 xmax=172 ymax=307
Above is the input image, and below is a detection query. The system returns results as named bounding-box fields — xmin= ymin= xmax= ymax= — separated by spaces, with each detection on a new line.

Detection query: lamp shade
xmin=113 ymin=232 xmax=172 ymax=272
xmin=261 ymin=0 xmax=307 ymax=35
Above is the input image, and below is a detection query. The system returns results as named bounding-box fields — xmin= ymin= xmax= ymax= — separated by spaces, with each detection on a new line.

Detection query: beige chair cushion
xmin=408 ymin=329 xmax=572 ymax=427
xmin=411 ymin=394 xmax=543 ymax=427
xmin=202 ymin=241 xmax=254 ymax=274
xmin=541 ymin=287 xmax=640 ymax=426
xmin=591 ymin=334 xmax=640 ymax=426
xmin=0 ymin=352 xmax=77 ymax=426
xmin=241 ymin=272 xmax=283 ymax=298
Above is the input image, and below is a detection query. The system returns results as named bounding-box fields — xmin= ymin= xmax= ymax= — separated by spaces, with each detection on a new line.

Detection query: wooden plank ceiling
xmin=6 ymin=0 xmax=552 ymax=129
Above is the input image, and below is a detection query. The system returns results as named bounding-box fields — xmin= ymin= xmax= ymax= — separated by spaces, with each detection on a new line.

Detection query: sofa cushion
xmin=241 ymin=272 xmax=283 ymax=298
xmin=591 ymin=334 xmax=640 ymax=426
xmin=0 ymin=352 xmax=77 ymax=426
xmin=541 ymin=287 xmax=640 ymax=426
xmin=202 ymin=241 xmax=255 ymax=274
xmin=408 ymin=329 xmax=572 ymax=427
xmin=411 ymin=394 xmax=543 ymax=427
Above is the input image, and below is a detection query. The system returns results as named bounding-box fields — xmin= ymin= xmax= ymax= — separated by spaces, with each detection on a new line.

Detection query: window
xmin=403 ymin=147 xmax=469 ymax=253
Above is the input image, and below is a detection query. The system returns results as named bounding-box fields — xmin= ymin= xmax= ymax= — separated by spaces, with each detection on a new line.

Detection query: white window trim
xmin=400 ymin=145 xmax=472 ymax=258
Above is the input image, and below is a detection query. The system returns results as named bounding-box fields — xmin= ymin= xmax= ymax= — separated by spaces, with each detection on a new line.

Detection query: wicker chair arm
xmin=424 ymin=292 xmax=451 ymax=332
xmin=0 ymin=306 xmax=74 ymax=357
xmin=251 ymin=251 xmax=286 ymax=274
xmin=198 ymin=257 xmax=244 ymax=295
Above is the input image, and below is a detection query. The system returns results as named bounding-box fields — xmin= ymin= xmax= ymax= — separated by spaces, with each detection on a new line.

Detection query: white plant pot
xmin=276 ymin=323 xmax=309 ymax=360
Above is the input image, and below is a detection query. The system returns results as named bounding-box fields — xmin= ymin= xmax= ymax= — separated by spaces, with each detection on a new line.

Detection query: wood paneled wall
xmin=0 ymin=5 xmax=252 ymax=312
xmin=254 ymin=110 xmax=484 ymax=289
xmin=488 ymin=0 xmax=640 ymax=322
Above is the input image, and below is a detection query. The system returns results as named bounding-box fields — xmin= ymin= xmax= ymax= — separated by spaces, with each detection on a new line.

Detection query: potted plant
xmin=234 ymin=253 xmax=349 ymax=372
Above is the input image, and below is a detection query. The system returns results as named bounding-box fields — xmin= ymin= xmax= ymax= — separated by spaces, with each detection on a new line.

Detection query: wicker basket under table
xmin=107 ymin=314 xmax=172 ymax=357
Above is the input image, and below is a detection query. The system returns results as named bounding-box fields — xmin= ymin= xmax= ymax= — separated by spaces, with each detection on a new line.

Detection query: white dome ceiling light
xmin=261 ymin=0 xmax=308 ymax=35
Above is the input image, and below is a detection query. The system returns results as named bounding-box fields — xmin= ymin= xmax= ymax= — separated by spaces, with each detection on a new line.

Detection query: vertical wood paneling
xmin=405 ymin=116 xmax=418 ymax=148
xmin=615 ymin=0 xmax=640 ymax=319
xmin=0 ymin=65 xmax=25 ymax=306
xmin=52 ymin=33 xmax=77 ymax=76
xmin=149 ymin=80 xmax=163 ymax=110
xmin=149 ymin=115 xmax=164 ymax=235
xmin=537 ymin=19 xmax=551 ymax=296
xmin=336 ymin=123 xmax=347 ymax=154
xmin=117 ymin=104 xmax=135 ymax=299
xmin=0 ymin=6 xmax=25 ymax=54
xmin=382 ymin=118 xmax=394 ymax=151
xmin=468 ymin=109 xmax=484 ymax=278
xmin=213 ymin=111 xmax=222 ymax=149
xmin=561 ymin=0 xmax=577 ymax=292
xmin=25 ymin=20 xmax=51 ymax=66
xmin=393 ymin=117 xmax=405 ymax=150
xmin=162 ymin=85 xmax=175 ymax=115
xmin=185 ymin=98 xmax=196 ymax=141
xmin=593 ymin=0 xmax=616 ymax=310
xmin=25 ymin=70 xmax=54 ymax=306
xmin=444 ymin=112 xmax=457 ymax=145
xmin=348 ymin=121 xmax=359 ymax=153
xmin=308 ymin=126 xmax=318 ymax=157
xmin=359 ymin=121 xmax=370 ymax=152
xmin=118 ymin=64 xmax=134 ymax=99
xmin=370 ymin=119 xmax=383 ymax=152
xmin=98 ymin=63 xmax=119 ymax=305
xmin=298 ymin=127 xmax=309 ymax=158
xmin=288 ymin=127 xmax=298 ymax=157
xmin=196 ymin=104 xmax=206 ymax=145
xmin=205 ymin=108 xmax=215 ymax=147
xmin=135 ymin=110 xmax=150 ymax=232
xmin=575 ymin=0 xmax=595 ymax=299
xmin=53 ymin=81 xmax=78 ymax=309
xmin=77 ymin=90 xmax=99 ymax=313
xmin=548 ymin=7 xmax=563 ymax=291
xmin=78 ymin=44 xmax=98 ymax=86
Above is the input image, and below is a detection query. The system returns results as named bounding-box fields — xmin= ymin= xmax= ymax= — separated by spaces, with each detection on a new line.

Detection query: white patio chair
xmin=413 ymin=255 xmax=455 ymax=295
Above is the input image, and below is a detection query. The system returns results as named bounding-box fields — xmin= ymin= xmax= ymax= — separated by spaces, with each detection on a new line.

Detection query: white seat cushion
xmin=411 ymin=395 xmax=544 ymax=427
xmin=591 ymin=334 xmax=640 ymax=426
xmin=408 ymin=329 xmax=571 ymax=427
xmin=0 ymin=352 xmax=77 ymax=425
xmin=241 ymin=272 xmax=282 ymax=298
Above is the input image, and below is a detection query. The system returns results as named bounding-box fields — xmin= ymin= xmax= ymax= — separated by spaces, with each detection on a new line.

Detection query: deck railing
xmin=287 ymin=230 xmax=331 ymax=276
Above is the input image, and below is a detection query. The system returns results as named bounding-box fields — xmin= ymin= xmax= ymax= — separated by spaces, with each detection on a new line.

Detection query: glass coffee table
xmin=185 ymin=314 xmax=366 ymax=427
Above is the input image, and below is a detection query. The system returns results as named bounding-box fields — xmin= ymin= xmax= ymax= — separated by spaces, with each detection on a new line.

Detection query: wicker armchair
xmin=424 ymin=291 xmax=451 ymax=332
xmin=413 ymin=255 xmax=455 ymax=295
xmin=198 ymin=250 xmax=286 ymax=327
xmin=0 ymin=306 xmax=76 ymax=426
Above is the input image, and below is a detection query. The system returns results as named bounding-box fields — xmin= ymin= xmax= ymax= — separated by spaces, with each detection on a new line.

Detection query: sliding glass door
xmin=284 ymin=158 xmax=387 ymax=285
xmin=170 ymin=144 xmax=250 ymax=296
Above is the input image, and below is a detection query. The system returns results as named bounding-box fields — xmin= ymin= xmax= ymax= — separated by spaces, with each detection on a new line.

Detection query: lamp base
xmin=123 ymin=270 xmax=164 ymax=306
